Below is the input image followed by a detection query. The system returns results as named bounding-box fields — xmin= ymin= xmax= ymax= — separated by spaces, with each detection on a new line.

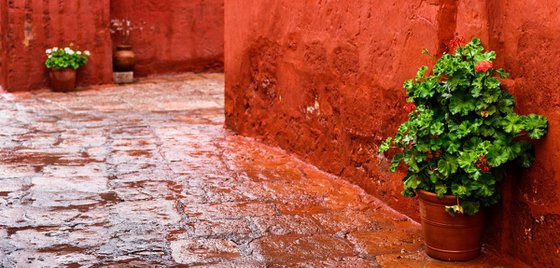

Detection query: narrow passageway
xmin=0 ymin=74 xmax=504 ymax=267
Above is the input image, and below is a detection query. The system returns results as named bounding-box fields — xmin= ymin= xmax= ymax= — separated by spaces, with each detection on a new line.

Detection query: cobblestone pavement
xmin=0 ymin=74 xmax=507 ymax=267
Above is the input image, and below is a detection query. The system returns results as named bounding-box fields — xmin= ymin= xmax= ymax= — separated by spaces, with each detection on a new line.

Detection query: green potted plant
xmin=378 ymin=37 xmax=548 ymax=261
xmin=45 ymin=46 xmax=90 ymax=92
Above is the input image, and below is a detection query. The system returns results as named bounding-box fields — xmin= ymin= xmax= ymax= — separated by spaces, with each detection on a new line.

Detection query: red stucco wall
xmin=110 ymin=0 xmax=224 ymax=77
xmin=1 ymin=0 xmax=10 ymax=90
xmin=224 ymin=0 xmax=559 ymax=266
xmin=473 ymin=1 xmax=560 ymax=265
xmin=1 ymin=0 xmax=224 ymax=91
xmin=4 ymin=0 xmax=113 ymax=92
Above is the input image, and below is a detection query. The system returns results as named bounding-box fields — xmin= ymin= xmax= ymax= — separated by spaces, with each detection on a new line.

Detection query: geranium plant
xmin=378 ymin=37 xmax=548 ymax=215
xmin=45 ymin=47 xmax=90 ymax=69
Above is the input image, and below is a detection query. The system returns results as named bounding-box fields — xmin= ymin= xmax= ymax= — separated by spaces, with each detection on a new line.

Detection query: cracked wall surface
xmin=224 ymin=0 xmax=560 ymax=266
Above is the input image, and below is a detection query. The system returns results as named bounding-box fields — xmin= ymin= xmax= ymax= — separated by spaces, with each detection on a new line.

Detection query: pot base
xmin=417 ymin=190 xmax=485 ymax=261
xmin=49 ymin=68 xmax=77 ymax=92
xmin=426 ymin=245 xmax=481 ymax=261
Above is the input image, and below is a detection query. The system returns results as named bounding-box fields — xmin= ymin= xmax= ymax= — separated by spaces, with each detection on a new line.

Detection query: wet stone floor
xmin=0 ymin=74 xmax=508 ymax=267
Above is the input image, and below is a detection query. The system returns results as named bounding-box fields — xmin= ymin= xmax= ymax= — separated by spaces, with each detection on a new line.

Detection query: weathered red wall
xmin=110 ymin=0 xmax=224 ymax=77
xmin=464 ymin=1 xmax=560 ymax=266
xmin=225 ymin=0 xmax=559 ymax=266
xmin=1 ymin=0 xmax=224 ymax=91
xmin=226 ymin=0 xmax=445 ymax=226
xmin=0 ymin=0 xmax=9 ymax=90
xmin=3 ymin=0 xmax=113 ymax=92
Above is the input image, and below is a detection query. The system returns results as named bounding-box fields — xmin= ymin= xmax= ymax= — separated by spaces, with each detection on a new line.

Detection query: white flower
xmin=46 ymin=49 xmax=52 ymax=54
xmin=76 ymin=51 xmax=82 ymax=55
xmin=64 ymin=47 xmax=70 ymax=51
xmin=48 ymin=55 xmax=52 ymax=58
xmin=53 ymin=47 xmax=58 ymax=51
xmin=68 ymin=50 xmax=75 ymax=55
xmin=84 ymin=50 xmax=91 ymax=56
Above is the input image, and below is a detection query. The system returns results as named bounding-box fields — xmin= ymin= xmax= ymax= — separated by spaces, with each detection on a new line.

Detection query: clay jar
xmin=417 ymin=190 xmax=485 ymax=261
xmin=113 ymin=44 xmax=136 ymax=72
xmin=49 ymin=68 xmax=77 ymax=92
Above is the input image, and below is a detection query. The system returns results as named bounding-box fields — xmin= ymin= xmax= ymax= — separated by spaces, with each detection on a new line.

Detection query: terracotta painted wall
xmin=110 ymin=0 xmax=224 ymax=77
xmin=0 ymin=0 xmax=9 ymax=90
xmin=1 ymin=0 xmax=224 ymax=91
xmin=466 ymin=1 xmax=560 ymax=266
xmin=3 ymin=0 xmax=113 ymax=92
xmin=225 ymin=0 xmax=559 ymax=266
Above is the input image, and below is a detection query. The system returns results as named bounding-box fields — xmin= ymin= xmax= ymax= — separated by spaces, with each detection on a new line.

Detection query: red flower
xmin=448 ymin=35 xmax=466 ymax=54
xmin=476 ymin=156 xmax=491 ymax=172
xmin=403 ymin=102 xmax=416 ymax=113
xmin=475 ymin=60 xmax=493 ymax=72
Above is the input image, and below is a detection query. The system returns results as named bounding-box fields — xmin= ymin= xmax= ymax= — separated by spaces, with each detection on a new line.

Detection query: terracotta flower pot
xmin=113 ymin=44 xmax=136 ymax=72
xmin=417 ymin=190 xmax=485 ymax=261
xmin=49 ymin=68 xmax=77 ymax=92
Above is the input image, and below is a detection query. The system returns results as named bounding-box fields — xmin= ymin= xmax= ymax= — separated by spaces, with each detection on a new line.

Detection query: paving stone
xmin=251 ymin=214 xmax=324 ymax=236
xmin=182 ymin=202 xmax=278 ymax=220
xmin=170 ymin=239 xmax=241 ymax=265
xmin=348 ymin=229 xmax=424 ymax=257
xmin=249 ymin=234 xmax=354 ymax=264
xmin=0 ymin=74 xmax=508 ymax=267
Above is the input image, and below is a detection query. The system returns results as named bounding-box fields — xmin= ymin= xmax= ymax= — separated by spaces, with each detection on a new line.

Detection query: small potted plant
xmin=378 ymin=37 xmax=548 ymax=261
xmin=45 ymin=47 xmax=90 ymax=92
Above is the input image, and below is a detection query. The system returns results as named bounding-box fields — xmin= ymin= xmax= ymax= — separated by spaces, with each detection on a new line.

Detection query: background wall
xmin=1 ymin=0 xmax=225 ymax=92
xmin=224 ymin=0 xmax=559 ymax=266
xmin=110 ymin=0 xmax=224 ymax=77
xmin=3 ymin=0 xmax=113 ymax=92
xmin=0 ymin=0 xmax=7 ymax=91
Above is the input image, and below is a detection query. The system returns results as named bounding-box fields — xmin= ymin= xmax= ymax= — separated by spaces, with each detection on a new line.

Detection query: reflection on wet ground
xmin=0 ymin=74 xmax=506 ymax=267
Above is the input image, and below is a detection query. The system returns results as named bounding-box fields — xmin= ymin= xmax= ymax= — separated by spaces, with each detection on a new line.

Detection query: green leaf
xmin=446 ymin=142 xmax=460 ymax=153
xmin=389 ymin=153 xmax=403 ymax=172
xmin=449 ymin=93 xmax=477 ymax=115
xmin=457 ymin=151 xmax=477 ymax=168
xmin=471 ymin=76 xmax=484 ymax=97
xmin=501 ymin=114 xmax=524 ymax=134
xmin=523 ymin=114 xmax=548 ymax=139
xmin=477 ymin=184 xmax=494 ymax=197
xmin=462 ymin=201 xmax=480 ymax=215
xmin=455 ymin=121 xmax=471 ymax=138
xmin=496 ymin=69 xmax=509 ymax=79
xmin=435 ymin=182 xmax=447 ymax=198
xmin=484 ymin=77 xmax=500 ymax=90
xmin=378 ymin=137 xmax=392 ymax=153
xmin=487 ymin=145 xmax=509 ymax=167
xmin=403 ymin=79 xmax=414 ymax=90
xmin=430 ymin=122 xmax=445 ymax=136
xmin=403 ymin=175 xmax=422 ymax=190
xmin=416 ymin=66 xmax=428 ymax=81
xmin=451 ymin=184 xmax=468 ymax=197
xmin=437 ymin=158 xmax=458 ymax=177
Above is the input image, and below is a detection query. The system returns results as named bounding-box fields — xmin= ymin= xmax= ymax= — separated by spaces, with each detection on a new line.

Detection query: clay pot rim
xmin=116 ymin=44 xmax=133 ymax=50
xmin=416 ymin=189 xmax=458 ymax=204
xmin=49 ymin=67 xmax=77 ymax=71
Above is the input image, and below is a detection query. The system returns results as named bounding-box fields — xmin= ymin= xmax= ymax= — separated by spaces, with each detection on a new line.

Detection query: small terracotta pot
xmin=113 ymin=44 xmax=136 ymax=72
xmin=417 ymin=190 xmax=485 ymax=261
xmin=49 ymin=68 xmax=77 ymax=92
